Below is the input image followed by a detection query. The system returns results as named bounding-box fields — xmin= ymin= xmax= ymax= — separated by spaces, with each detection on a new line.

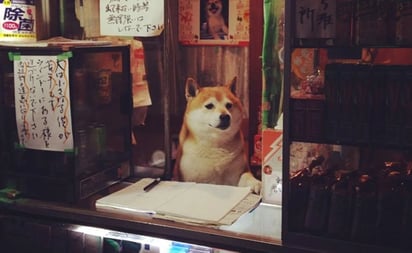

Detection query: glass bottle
xmin=289 ymin=155 xmax=325 ymax=232
xmin=350 ymin=173 xmax=377 ymax=243
xmin=327 ymin=170 xmax=356 ymax=239
xmin=376 ymin=162 xmax=404 ymax=247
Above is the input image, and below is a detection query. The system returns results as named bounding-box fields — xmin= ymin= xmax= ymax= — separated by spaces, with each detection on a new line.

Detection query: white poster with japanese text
xmin=13 ymin=54 xmax=74 ymax=151
xmin=99 ymin=0 xmax=164 ymax=37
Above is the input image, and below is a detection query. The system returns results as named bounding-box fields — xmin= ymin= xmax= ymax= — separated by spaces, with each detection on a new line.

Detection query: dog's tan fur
xmin=174 ymin=77 xmax=261 ymax=193
xmin=205 ymin=0 xmax=228 ymax=40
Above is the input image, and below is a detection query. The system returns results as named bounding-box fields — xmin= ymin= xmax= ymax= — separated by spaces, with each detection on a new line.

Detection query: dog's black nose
xmin=220 ymin=114 xmax=230 ymax=122
xmin=218 ymin=114 xmax=231 ymax=130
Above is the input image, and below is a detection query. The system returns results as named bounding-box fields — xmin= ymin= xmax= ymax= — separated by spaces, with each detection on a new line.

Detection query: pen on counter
xmin=143 ymin=178 xmax=161 ymax=192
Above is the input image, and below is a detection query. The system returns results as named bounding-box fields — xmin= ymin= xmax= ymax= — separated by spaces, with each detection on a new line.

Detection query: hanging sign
xmin=11 ymin=53 xmax=74 ymax=151
xmin=295 ymin=0 xmax=336 ymax=39
xmin=99 ymin=0 xmax=164 ymax=37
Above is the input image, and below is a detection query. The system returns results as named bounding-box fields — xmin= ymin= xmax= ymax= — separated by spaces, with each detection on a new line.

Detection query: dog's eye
xmin=226 ymin=103 xmax=233 ymax=110
xmin=205 ymin=103 xmax=214 ymax=110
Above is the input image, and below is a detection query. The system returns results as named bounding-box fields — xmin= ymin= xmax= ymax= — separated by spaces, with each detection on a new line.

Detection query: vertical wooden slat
xmin=248 ymin=0 xmax=263 ymax=158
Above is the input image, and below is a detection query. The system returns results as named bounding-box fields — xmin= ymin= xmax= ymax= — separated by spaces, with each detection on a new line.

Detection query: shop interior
xmin=0 ymin=1 xmax=412 ymax=253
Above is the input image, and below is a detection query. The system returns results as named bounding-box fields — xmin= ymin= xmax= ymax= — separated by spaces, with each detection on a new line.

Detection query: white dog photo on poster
xmin=201 ymin=0 xmax=229 ymax=40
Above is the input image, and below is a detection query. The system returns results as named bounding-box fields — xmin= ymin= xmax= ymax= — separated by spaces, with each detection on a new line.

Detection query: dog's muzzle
xmin=208 ymin=3 xmax=219 ymax=14
xmin=217 ymin=114 xmax=231 ymax=130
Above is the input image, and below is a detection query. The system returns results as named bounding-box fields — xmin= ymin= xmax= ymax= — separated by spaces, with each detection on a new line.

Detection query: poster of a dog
xmin=179 ymin=0 xmax=250 ymax=45
xmin=200 ymin=0 xmax=229 ymax=40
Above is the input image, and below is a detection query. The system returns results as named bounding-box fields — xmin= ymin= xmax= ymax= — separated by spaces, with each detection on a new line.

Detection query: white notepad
xmin=96 ymin=178 xmax=259 ymax=225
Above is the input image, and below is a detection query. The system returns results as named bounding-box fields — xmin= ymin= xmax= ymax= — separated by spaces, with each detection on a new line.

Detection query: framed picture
xmin=179 ymin=0 xmax=249 ymax=46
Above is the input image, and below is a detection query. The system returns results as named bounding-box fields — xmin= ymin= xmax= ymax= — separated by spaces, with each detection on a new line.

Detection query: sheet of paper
xmin=99 ymin=0 xmax=164 ymax=37
xmin=96 ymin=179 xmax=195 ymax=213
xmin=133 ymin=82 xmax=152 ymax=107
xmin=153 ymin=193 xmax=262 ymax=226
xmin=96 ymin=178 xmax=257 ymax=225
xmin=218 ymin=193 xmax=262 ymax=225
xmin=12 ymin=54 xmax=74 ymax=151
xmin=155 ymin=184 xmax=251 ymax=223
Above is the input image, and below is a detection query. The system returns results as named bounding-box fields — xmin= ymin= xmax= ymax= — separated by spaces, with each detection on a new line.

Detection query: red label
xmin=2 ymin=21 xmax=18 ymax=30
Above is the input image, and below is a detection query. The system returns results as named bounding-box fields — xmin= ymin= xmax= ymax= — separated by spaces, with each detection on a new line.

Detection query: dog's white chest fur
xmin=208 ymin=16 xmax=227 ymax=37
xmin=179 ymin=139 xmax=245 ymax=185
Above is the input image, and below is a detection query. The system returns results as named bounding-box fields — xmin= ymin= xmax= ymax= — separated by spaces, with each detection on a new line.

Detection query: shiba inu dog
xmin=205 ymin=0 xmax=228 ymax=39
xmin=174 ymin=77 xmax=262 ymax=194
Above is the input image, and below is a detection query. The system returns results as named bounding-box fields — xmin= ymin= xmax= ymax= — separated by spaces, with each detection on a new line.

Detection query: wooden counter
xmin=0 ymin=182 xmax=315 ymax=253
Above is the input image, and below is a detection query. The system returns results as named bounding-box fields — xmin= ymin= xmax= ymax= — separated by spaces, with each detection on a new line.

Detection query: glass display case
xmin=283 ymin=1 xmax=412 ymax=252
xmin=0 ymin=44 xmax=132 ymax=202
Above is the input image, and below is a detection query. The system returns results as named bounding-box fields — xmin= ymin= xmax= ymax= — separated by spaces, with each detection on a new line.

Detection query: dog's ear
xmin=185 ymin=77 xmax=199 ymax=100
xmin=226 ymin=76 xmax=237 ymax=95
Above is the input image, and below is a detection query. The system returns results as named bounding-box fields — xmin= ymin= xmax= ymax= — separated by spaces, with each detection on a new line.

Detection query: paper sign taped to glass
xmin=12 ymin=54 xmax=74 ymax=151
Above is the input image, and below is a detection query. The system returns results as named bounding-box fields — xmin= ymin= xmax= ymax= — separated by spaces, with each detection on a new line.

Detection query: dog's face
xmin=206 ymin=0 xmax=223 ymax=16
xmin=183 ymin=77 xmax=243 ymax=141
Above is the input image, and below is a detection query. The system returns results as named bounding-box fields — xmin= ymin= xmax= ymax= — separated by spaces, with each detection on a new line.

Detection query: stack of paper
xmin=96 ymin=178 xmax=261 ymax=226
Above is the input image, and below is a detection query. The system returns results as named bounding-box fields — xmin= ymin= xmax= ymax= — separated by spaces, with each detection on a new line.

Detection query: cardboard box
xmin=262 ymin=129 xmax=283 ymax=205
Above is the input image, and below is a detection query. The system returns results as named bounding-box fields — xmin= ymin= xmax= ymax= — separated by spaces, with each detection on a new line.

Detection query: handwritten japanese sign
xmin=13 ymin=54 xmax=74 ymax=151
xmin=99 ymin=0 xmax=164 ymax=37
xmin=295 ymin=0 xmax=336 ymax=39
